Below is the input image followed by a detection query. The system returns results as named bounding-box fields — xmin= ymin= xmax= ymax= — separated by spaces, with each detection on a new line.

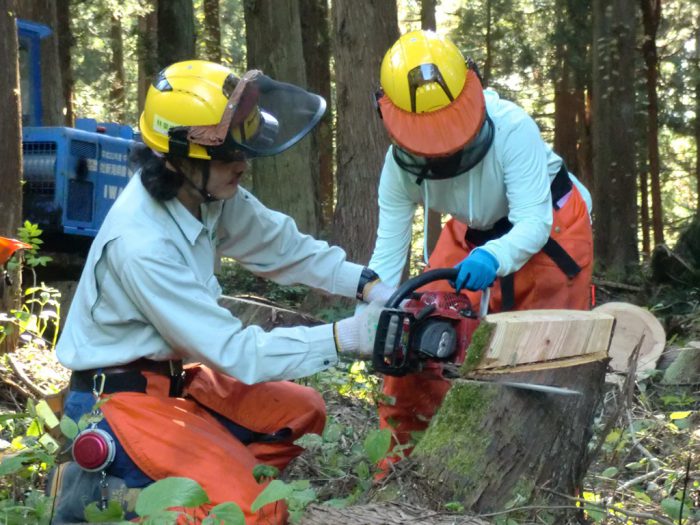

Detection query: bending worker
xmin=369 ymin=31 xmax=594 ymax=465
xmin=56 ymin=60 xmax=389 ymax=524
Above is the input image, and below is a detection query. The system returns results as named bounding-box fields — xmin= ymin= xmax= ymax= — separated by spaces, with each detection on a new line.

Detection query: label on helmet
xmin=153 ymin=115 xmax=180 ymax=135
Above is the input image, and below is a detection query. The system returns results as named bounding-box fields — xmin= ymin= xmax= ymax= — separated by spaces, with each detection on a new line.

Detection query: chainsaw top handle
xmin=384 ymin=268 xmax=459 ymax=308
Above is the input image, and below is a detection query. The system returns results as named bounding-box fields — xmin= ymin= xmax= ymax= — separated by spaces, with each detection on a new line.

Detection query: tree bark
xmin=591 ymin=0 xmax=638 ymax=278
xmin=331 ymin=0 xmax=399 ymax=263
xmin=421 ymin=0 xmax=442 ymax=260
xmin=695 ymin=13 xmax=700 ymax=210
xmin=109 ymin=14 xmax=126 ymax=124
xmin=157 ymin=0 xmax=195 ymax=70
xmin=299 ymin=0 xmax=333 ymax=233
xmin=16 ymin=0 xmax=64 ymax=126
xmin=0 ymin=0 xmax=24 ymax=353
xmin=409 ymin=360 xmax=607 ymax=517
xmin=55 ymin=0 xmax=73 ymax=126
xmin=640 ymin=0 xmax=664 ymax=246
xmin=244 ymin=0 xmax=320 ymax=236
xmin=202 ymin=0 xmax=221 ymax=62
xmin=483 ymin=0 xmax=492 ymax=87
xmin=640 ymin=169 xmax=651 ymax=256
xmin=137 ymin=1 xmax=158 ymax=114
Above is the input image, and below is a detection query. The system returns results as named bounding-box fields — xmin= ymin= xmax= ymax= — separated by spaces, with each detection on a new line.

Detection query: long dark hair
xmin=130 ymin=144 xmax=186 ymax=201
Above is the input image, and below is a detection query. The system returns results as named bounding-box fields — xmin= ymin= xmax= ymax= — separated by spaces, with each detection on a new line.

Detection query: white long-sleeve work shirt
xmin=57 ymin=173 xmax=364 ymax=384
xmin=368 ymin=89 xmax=592 ymax=287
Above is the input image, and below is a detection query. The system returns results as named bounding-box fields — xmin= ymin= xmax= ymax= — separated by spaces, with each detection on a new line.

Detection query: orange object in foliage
xmin=100 ymin=365 xmax=325 ymax=524
xmin=0 ymin=237 xmax=31 ymax=266
xmin=378 ymin=187 xmax=593 ymax=469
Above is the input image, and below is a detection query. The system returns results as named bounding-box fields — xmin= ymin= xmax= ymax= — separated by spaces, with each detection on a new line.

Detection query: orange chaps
xmin=378 ymin=186 xmax=593 ymax=466
xmin=100 ymin=366 xmax=325 ymax=524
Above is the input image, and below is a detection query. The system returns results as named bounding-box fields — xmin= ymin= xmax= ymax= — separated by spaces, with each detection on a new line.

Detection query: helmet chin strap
xmin=169 ymin=158 xmax=218 ymax=202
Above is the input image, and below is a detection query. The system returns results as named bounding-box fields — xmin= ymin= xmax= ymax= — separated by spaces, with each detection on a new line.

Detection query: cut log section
xmin=217 ymin=294 xmax=324 ymax=330
xmin=593 ymin=302 xmax=665 ymax=377
xmin=388 ymin=310 xmax=614 ymax=519
xmin=463 ymin=309 xmax=614 ymax=373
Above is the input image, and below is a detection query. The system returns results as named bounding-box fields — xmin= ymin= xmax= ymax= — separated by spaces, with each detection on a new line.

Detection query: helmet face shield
xmin=180 ymin=70 xmax=325 ymax=159
xmin=392 ymin=113 xmax=494 ymax=181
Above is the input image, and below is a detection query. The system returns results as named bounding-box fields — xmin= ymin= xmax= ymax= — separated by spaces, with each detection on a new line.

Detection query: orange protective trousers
xmin=378 ymin=186 xmax=593 ymax=467
xmin=100 ymin=365 xmax=326 ymax=524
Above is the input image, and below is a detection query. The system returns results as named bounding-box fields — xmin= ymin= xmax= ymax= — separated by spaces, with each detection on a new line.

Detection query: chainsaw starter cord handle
xmin=385 ymin=268 xmax=459 ymax=308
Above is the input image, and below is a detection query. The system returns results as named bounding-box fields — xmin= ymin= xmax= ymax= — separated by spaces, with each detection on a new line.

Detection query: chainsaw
xmin=372 ymin=268 xmax=581 ymax=396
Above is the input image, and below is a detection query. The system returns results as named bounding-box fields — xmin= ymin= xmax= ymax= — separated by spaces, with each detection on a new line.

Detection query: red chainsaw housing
xmin=373 ymin=291 xmax=481 ymax=376
xmin=403 ymin=291 xmax=480 ymax=364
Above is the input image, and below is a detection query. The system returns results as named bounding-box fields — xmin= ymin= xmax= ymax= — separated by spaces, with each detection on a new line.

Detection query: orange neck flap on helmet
xmin=378 ymin=68 xmax=485 ymax=158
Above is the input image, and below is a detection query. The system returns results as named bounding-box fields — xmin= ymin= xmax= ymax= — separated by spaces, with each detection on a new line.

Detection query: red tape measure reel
xmin=72 ymin=428 xmax=116 ymax=472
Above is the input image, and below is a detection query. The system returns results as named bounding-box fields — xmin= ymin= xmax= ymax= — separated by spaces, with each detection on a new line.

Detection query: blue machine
xmin=18 ymin=19 xmax=139 ymax=238
xmin=22 ymin=120 xmax=138 ymax=237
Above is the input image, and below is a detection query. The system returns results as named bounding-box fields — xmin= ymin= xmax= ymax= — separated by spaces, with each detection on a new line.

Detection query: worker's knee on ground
xmin=300 ymin=385 xmax=326 ymax=435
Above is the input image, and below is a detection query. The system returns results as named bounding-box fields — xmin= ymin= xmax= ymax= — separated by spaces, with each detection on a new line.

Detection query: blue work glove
xmin=453 ymin=248 xmax=499 ymax=292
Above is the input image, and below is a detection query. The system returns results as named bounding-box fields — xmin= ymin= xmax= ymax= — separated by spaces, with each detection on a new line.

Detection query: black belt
xmin=70 ymin=359 xmax=185 ymax=397
xmin=465 ymin=164 xmax=581 ymax=311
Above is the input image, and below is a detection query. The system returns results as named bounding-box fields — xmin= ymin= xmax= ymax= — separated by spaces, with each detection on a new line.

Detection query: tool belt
xmin=465 ymin=164 xmax=582 ymax=311
xmin=69 ymin=358 xmax=185 ymax=397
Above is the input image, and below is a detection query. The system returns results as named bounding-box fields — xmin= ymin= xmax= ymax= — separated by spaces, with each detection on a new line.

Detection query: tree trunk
xmin=299 ymin=0 xmax=333 ymax=233
xmin=554 ymin=59 xmax=579 ymax=174
xmin=157 ymin=0 xmax=195 ymax=70
xmin=640 ymin=169 xmax=651 ymax=256
xmin=137 ymin=1 xmax=158 ymax=114
xmin=483 ymin=0 xmax=492 ymax=87
xmin=109 ymin=14 xmax=126 ymax=124
xmin=695 ymin=13 xmax=699 ymax=210
xmin=244 ymin=0 xmax=320 ymax=236
xmin=0 ymin=0 xmax=24 ymax=354
xmin=640 ymin=0 xmax=664 ymax=247
xmin=577 ymin=91 xmax=594 ymax=192
xmin=55 ymin=0 xmax=73 ymax=126
xmin=421 ymin=0 xmax=442 ymax=260
xmin=591 ymin=0 xmax=638 ymax=278
xmin=420 ymin=0 xmax=436 ymax=30
xmin=202 ymin=0 xmax=221 ymax=62
xmin=16 ymin=0 xmax=64 ymax=126
xmin=331 ymin=0 xmax=399 ymax=263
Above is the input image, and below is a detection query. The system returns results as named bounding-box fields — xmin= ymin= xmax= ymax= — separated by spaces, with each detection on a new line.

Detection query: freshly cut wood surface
xmin=475 ymin=309 xmax=614 ymax=370
xmin=593 ymin=302 xmax=665 ymax=376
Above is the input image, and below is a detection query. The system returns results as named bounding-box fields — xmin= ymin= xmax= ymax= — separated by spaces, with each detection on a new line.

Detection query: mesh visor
xmin=186 ymin=70 xmax=325 ymax=158
xmin=392 ymin=114 xmax=494 ymax=180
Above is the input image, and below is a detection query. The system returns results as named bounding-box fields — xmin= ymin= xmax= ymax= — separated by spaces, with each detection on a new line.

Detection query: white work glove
xmin=334 ymin=300 xmax=385 ymax=357
xmin=363 ymin=280 xmax=396 ymax=305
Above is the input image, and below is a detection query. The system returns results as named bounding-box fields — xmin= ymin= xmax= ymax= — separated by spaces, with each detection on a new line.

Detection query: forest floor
xmin=0 ymin=263 xmax=698 ymax=524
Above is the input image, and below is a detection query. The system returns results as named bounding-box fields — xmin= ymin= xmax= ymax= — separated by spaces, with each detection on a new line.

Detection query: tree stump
xmin=392 ymin=310 xmax=614 ymax=518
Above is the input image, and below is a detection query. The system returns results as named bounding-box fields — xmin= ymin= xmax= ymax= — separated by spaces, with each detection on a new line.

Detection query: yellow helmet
xmin=140 ymin=60 xmax=236 ymax=159
xmin=139 ymin=60 xmax=326 ymax=160
xmin=377 ymin=30 xmax=485 ymax=158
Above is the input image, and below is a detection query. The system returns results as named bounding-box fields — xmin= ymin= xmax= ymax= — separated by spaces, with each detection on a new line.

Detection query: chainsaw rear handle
xmin=385 ymin=268 xmax=459 ymax=308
